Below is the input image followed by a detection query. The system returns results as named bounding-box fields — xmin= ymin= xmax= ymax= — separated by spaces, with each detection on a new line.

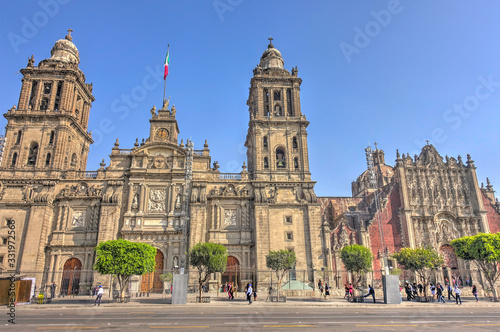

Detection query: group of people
xmin=403 ymin=279 xmax=479 ymax=304
xmin=317 ymin=279 xmax=331 ymax=298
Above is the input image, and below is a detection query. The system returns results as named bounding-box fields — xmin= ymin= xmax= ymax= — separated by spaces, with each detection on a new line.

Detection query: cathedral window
xmin=45 ymin=153 xmax=51 ymax=166
xmin=11 ymin=153 xmax=17 ymax=166
xmin=70 ymin=153 xmax=78 ymax=167
xmin=287 ymin=89 xmax=293 ymax=116
xmin=49 ymin=131 xmax=55 ymax=144
xmin=0 ymin=255 xmax=4 ymax=265
xmin=43 ymin=83 xmax=52 ymax=95
xmin=274 ymin=91 xmax=281 ymax=101
xmin=15 ymin=130 xmax=22 ymax=144
xmin=264 ymin=157 xmax=269 ymax=169
xmin=27 ymin=142 xmax=39 ymax=165
xmin=294 ymin=157 xmax=299 ymax=170
xmin=284 ymin=216 xmax=293 ymax=225
xmin=54 ymin=82 xmax=62 ymax=111
xmin=292 ymin=137 xmax=298 ymax=149
xmin=285 ymin=231 xmax=294 ymax=241
xmin=265 ymin=105 xmax=269 ymax=116
xmin=40 ymin=97 xmax=49 ymax=110
xmin=264 ymin=89 xmax=269 ymax=102
xmin=276 ymin=148 xmax=286 ymax=168
xmin=29 ymin=81 xmax=38 ymax=108
xmin=263 ymin=136 xmax=268 ymax=150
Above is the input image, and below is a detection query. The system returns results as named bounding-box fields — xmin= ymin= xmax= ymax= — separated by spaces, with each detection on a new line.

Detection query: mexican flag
xmin=164 ymin=46 xmax=170 ymax=80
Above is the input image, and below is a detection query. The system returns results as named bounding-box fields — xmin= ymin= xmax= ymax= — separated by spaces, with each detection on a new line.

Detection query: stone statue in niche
xmin=175 ymin=194 xmax=182 ymax=209
xmin=131 ymin=193 xmax=139 ymax=210
xmin=72 ymin=211 xmax=86 ymax=228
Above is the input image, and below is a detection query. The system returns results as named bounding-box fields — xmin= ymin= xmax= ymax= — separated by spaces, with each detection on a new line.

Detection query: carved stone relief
xmin=224 ymin=209 xmax=237 ymax=227
xmin=149 ymin=188 xmax=166 ymax=213
xmin=71 ymin=211 xmax=86 ymax=228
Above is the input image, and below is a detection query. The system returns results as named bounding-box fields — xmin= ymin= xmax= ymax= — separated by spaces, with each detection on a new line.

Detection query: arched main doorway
xmin=141 ymin=249 xmax=164 ymax=293
xmin=60 ymin=258 xmax=82 ymax=295
xmin=440 ymin=244 xmax=458 ymax=282
xmin=222 ymin=256 xmax=240 ymax=291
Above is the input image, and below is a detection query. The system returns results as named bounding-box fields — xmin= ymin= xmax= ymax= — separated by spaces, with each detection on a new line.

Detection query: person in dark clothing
xmin=436 ymin=283 xmax=446 ymax=303
xmin=447 ymin=284 xmax=455 ymax=301
xmin=405 ymin=283 xmax=412 ymax=301
xmin=50 ymin=282 xmax=56 ymax=299
xmin=363 ymin=285 xmax=376 ymax=303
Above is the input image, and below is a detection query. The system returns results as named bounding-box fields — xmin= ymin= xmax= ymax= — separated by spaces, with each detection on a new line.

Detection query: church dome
xmin=260 ymin=39 xmax=284 ymax=69
xmin=49 ymin=30 xmax=80 ymax=64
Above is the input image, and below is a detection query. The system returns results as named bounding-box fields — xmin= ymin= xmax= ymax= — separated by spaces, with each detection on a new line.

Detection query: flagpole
xmin=163 ymin=44 xmax=169 ymax=103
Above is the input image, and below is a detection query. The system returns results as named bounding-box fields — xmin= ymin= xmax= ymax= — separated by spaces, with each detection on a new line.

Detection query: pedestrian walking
xmin=50 ymin=282 xmax=56 ymax=299
xmin=363 ymin=284 xmax=376 ymax=303
xmin=472 ymin=285 xmax=479 ymax=302
xmin=466 ymin=277 xmax=470 ymax=287
xmin=348 ymin=283 xmax=354 ymax=298
xmin=344 ymin=283 xmax=349 ymax=299
xmin=447 ymin=283 xmax=455 ymax=301
xmin=246 ymin=283 xmax=253 ymax=304
xmin=324 ymin=283 xmax=330 ymax=299
xmin=93 ymin=285 xmax=104 ymax=306
xmin=454 ymin=285 xmax=462 ymax=305
xmin=436 ymin=283 xmax=446 ymax=303
xmin=227 ymin=283 xmax=232 ymax=300
xmin=430 ymin=283 xmax=436 ymax=300
xmin=399 ymin=285 xmax=403 ymax=302
xmin=412 ymin=283 xmax=418 ymax=298
xmin=417 ymin=283 xmax=423 ymax=296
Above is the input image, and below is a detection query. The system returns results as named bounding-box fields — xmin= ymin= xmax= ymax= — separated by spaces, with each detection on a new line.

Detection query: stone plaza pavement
xmin=18 ymin=292 xmax=500 ymax=310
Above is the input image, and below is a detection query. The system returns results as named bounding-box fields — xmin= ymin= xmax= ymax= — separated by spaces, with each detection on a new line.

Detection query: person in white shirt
xmin=94 ymin=285 xmax=104 ymax=306
xmin=454 ymin=285 xmax=462 ymax=305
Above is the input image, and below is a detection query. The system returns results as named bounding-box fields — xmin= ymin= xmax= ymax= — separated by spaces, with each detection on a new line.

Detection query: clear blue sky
xmin=1 ymin=0 xmax=499 ymax=197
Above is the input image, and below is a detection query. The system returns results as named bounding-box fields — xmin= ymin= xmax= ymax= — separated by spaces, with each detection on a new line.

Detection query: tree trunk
xmin=486 ymin=278 xmax=498 ymax=302
xmin=198 ymin=272 xmax=203 ymax=303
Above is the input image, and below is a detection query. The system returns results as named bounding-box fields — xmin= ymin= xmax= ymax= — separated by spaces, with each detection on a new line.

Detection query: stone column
xmin=139 ymin=183 xmax=145 ymax=213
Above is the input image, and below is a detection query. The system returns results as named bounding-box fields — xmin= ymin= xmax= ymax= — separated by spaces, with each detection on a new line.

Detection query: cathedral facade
xmin=0 ymin=32 xmax=498 ymax=295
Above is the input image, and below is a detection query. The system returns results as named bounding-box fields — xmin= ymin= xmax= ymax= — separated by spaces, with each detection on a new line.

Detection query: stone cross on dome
xmin=268 ymin=36 xmax=274 ymax=48
xmin=66 ymin=28 xmax=73 ymax=41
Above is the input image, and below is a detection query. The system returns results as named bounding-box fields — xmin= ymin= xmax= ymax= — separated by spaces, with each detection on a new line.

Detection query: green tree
xmin=94 ymin=239 xmax=156 ymax=300
xmin=266 ymin=250 xmax=297 ymax=299
xmin=392 ymin=247 xmax=443 ymax=297
xmin=189 ymin=242 xmax=228 ymax=302
xmin=452 ymin=233 xmax=500 ymax=301
xmin=159 ymin=273 xmax=173 ymax=294
xmin=340 ymin=244 xmax=373 ymax=294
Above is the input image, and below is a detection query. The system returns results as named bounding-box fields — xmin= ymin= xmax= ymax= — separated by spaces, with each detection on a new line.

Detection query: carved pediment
xmin=416 ymin=144 xmax=445 ymax=167
xmin=57 ymin=182 xmax=102 ymax=199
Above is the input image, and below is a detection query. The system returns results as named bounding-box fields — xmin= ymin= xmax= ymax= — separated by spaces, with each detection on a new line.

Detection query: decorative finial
xmin=141 ymin=138 xmax=145 ymax=146
xmin=114 ymin=138 xmax=119 ymax=147
xmin=27 ymin=55 xmax=34 ymax=67
xmin=66 ymin=28 xmax=73 ymax=41
xmin=99 ymin=159 xmax=106 ymax=168
xmin=134 ymin=138 xmax=139 ymax=147
xmin=268 ymin=36 xmax=274 ymax=48
xmin=486 ymin=178 xmax=493 ymax=190
xmin=374 ymin=142 xmax=378 ymax=151
xmin=396 ymin=149 xmax=400 ymax=159
xmin=242 ymin=161 xmax=247 ymax=172
xmin=180 ymin=139 xmax=184 ymax=148
xmin=204 ymin=139 xmax=209 ymax=149
xmin=426 ymin=140 xmax=429 ymax=146
xmin=466 ymin=154 xmax=475 ymax=167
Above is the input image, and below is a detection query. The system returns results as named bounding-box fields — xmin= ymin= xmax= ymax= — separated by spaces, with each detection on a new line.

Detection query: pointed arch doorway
xmin=141 ymin=249 xmax=164 ymax=293
xmin=60 ymin=258 xmax=82 ymax=295
xmin=221 ymin=256 xmax=240 ymax=291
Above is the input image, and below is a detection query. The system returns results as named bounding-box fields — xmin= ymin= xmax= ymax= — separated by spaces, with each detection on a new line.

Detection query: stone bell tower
xmin=245 ymin=38 xmax=328 ymax=285
xmin=245 ymin=37 xmax=311 ymax=182
xmin=1 ymin=30 xmax=94 ymax=174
